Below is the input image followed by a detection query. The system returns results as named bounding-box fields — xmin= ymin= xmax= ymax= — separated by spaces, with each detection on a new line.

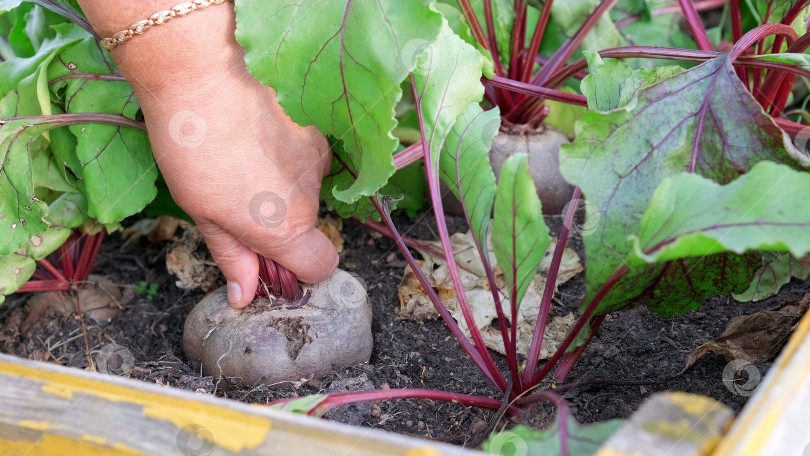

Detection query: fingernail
xmin=227 ymin=281 xmax=242 ymax=305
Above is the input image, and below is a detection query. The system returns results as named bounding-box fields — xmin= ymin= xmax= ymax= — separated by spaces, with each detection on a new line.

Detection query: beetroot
xmin=183 ymin=269 xmax=372 ymax=386
xmin=489 ymin=125 xmax=575 ymax=215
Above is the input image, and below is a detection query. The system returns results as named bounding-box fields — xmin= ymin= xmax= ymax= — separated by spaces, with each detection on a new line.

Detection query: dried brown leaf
xmin=684 ymin=294 xmax=810 ymax=370
xmin=396 ymin=231 xmax=583 ymax=358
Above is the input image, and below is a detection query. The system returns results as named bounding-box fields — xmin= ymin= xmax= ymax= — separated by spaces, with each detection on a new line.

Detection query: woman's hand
xmin=78 ymin=1 xmax=339 ymax=307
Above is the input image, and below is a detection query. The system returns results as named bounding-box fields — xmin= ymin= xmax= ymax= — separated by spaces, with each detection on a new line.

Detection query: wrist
xmin=83 ymin=0 xmax=245 ymax=103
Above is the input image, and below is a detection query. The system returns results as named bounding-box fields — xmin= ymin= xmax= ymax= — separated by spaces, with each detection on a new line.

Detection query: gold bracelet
xmin=100 ymin=0 xmax=234 ymax=51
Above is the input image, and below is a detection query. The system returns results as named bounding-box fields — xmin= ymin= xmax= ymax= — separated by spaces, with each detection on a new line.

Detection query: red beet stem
xmin=256 ymin=255 xmax=302 ymax=301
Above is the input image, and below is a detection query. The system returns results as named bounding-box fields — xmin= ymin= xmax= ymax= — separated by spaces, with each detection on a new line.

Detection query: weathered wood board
xmin=0 ymin=353 xmax=482 ymax=456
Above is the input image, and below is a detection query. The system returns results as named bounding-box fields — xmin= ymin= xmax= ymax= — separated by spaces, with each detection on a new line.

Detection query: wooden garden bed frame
xmin=0 ymin=353 xmax=480 ymax=455
xmin=1 ymin=305 xmax=809 ymax=455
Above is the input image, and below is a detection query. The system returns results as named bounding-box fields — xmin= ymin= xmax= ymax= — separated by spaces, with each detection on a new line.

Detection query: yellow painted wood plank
xmin=0 ymin=353 xmax=481 ymax=456
xmin=596 ymin=392 xmax=733 ymax=456
xmin=712 ymin=300 xmax=810 ymax=456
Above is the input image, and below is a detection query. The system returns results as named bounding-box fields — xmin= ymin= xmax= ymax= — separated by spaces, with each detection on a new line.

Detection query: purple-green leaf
xmin=560 ymin=54 xmax=808 ymax=315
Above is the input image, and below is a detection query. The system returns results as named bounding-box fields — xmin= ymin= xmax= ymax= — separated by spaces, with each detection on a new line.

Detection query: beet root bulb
xmin=183 ymin=269 xmax=372 ymax=386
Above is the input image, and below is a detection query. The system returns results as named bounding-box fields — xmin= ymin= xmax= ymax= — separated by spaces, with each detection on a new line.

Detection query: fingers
xmin=258 ymin=226 xmax=339 ymax=284
xmin=322 ymin=149 xmax=334 ymax=177
xmin=197 ymin=222 xmax=259 ymax=309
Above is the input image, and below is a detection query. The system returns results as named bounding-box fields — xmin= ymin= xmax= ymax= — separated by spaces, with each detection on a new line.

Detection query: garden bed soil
xmin=1 ymin=212 xmax=805 ymax=448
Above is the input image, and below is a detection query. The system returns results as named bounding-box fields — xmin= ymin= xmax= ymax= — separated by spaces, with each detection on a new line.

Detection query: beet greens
xmin=5 ymin=0 xmax=810 ymax=452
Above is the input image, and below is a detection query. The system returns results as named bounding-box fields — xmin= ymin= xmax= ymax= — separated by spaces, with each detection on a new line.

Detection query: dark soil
xmin=1 ymin=212 xmax=807 ymax=449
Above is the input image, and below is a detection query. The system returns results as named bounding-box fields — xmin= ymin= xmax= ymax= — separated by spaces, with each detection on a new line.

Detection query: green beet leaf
xmin=439 ymin=104 xmax=499 ymax=254
xmin=580 ymin=51 xmax=683 ymax=112
xmin=434 ymin=2 xmax=492 ymax=71
xmin=551 ymin=0 xmax=625 ymax=53
xmin=0 ymin=22 xmax=85 ymax=116
xmin=733 ymin=251 xmax=810 ymax=303
xmin=267 ymin=394 xmax=328 ymax=416
xmin=754 ymin=52 xmax=810 ymax=69
xmin=631 ymin=161 xmax=810 ymax=265
xmin=320 ymin=138 xmax=380 ymax=221
xmin=0 ymin=118 xmax=55 ymax=255
xmin=408 ymin=20 xmax=489 ymax=164
xmin=484 ymin=417 xmax=623 ymax=456
xmin=0 ymin=191 xmax=86 ymax=302
xmin=48 ymin=38 xmax=156 ymax=223
xmin=560 ymin=54 xmax=808 ymax=316
xmin=406 ymin=17 xmax=499 ymax=255
xmin=382 ymin=158 xmax=425 ymax=218
xmin=0 ymin=254 xmax=35 ymax=305
xmin=235 ymin=0 xmax=443 ymax=208
xmin=492 ymin=154 xmax=550 ymax=308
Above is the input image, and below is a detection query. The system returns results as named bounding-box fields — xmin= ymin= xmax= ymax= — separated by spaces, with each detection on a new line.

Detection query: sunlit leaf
xmin=235 ymin=0 xmax=443 ymax=207
xmin=580 ymin=51 xmax=682 ymax=112
xmin=484 ymin=416 xmax=622 ymax=456
xmin=439 ymin=104 xmax=499 ymax=252
xmin=630 ymin=162 xmax=810 ymax=265
xmin=492 ymin=154 xmax=550 ymax=307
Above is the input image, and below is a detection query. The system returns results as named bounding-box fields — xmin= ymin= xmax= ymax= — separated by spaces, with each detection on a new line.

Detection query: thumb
xmin=258 ymin=226 xmax=339 ymax=284
xmin=197 ymin=222 xmax=259 ymax=309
